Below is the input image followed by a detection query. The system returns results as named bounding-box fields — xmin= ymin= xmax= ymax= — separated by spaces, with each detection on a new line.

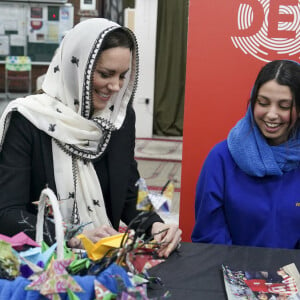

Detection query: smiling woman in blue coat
xmin=192 ymin=60 xmax=300 ymax=249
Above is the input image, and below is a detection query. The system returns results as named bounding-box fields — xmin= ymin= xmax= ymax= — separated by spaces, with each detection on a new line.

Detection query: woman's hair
xmin=101 ymin=27 xmax=134 ymax=52
xmin=250 ymin=60 xmax=300 ymax=114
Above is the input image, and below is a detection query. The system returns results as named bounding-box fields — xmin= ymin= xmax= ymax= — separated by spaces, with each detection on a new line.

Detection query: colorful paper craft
xmin=127 ymin=248 xmax=165 ymax=273
xmin=26 ymin=258 xmax=82 ymax=299
xmin=0 ymin=240 xmax=20 ymax=278
xmin=77 ymin=233 xmax=127 ymax=261
xmin=0 ymin=232 xmax=40 ymax=251
xmin=18 ymin=242 xmax=57 ymax=266
xmin=136 ymin=178 xmax=174 ymax=213
xmin=94 ymin=279 xmax=114 ymax=299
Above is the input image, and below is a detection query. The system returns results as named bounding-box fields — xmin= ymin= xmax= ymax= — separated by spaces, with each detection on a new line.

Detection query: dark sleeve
xmin=0 ymin=112 xmax=55 ymax=244
xmin=120 ymin=106 xmax=163 ymax=234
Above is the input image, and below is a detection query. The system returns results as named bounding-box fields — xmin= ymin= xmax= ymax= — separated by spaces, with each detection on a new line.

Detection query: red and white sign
xmin=231 ymin=0 xmax=300 ymax=62
xmin=180 ymin=0 xmax=300 ymax=241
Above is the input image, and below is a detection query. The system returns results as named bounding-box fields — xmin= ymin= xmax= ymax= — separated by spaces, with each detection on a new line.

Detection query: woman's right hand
xmin=68 ymin=224 xmax=119 ymax=248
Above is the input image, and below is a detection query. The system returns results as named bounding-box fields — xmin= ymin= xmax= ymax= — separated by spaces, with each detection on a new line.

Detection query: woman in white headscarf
xmin=0 ymin=18 xmax=181 ymax=257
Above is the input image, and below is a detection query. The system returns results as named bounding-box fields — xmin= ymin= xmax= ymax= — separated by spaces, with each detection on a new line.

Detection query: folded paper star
xmin=26 ymin=258 xmax=82 ymax=299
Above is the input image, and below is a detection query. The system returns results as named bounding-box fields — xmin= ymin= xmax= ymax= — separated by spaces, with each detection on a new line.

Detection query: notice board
xmin=0 ymin=1 xmax=73 ymax=63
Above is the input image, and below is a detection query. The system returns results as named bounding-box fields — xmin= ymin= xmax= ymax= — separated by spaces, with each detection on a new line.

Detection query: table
xmin=147 ymin=242 xmax=300 ymax=299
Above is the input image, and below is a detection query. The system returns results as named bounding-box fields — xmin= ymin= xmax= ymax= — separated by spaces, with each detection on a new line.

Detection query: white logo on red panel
xmin=231 ymin=0 xmax=300 ymax=62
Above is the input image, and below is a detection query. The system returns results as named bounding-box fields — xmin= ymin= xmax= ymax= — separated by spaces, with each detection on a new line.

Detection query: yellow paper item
xmin=137 ymin=190 xmax=152 ymax=211
xmin=162 ymin=180 xmax=174 ymax=200
xmin=77 ymin=233 xmax=127 ymax=261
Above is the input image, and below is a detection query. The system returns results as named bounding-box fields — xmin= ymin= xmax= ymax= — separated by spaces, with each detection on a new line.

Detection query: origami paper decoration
xmin=119 ymin=284 xmax=149 ymax=300
xmin=67 ymin=258 xmax=91 ymax=275
xmin=126 ymin=248 xmax=165 ymax=273
xmin=0 ymin=232 xmax=40 ymax=251
xmin=81 ymin=212 xmax=167 ymax=278
xmin=67 ymin=288 xmax=81 ymax=300
xmin=95 ymin=273 xmax=165 ymax=300
xmin=19 ymin=240 xmax=75 ymax=280
xmin=19 ymin=256 xmax=44 ymax=279
xmin=94 ymin=279 xmax=114 ymax=299
xmin=64 ymin=222 xmax=93 ymax=241
xmin=0 ymin=188 xmax=171 ymax=299
xmin=18 ymin=241 xmax=57 ymax=266
xmin=77 ymin=233 xmax=127 ymax=261
xmin=26 ymin=258 xmax=82 ymax=299
xmin=128 ymin=273 xmax=149 ymax=286
xmin=0 ymin=240 xmax=20 ymax=279
xmin=112 ymin=276 xmax=156 ymax=300
xmin=93 ymin=263 xmax=132 ymax=294
xmin=136 ymin=178 xmax=174 ymax=213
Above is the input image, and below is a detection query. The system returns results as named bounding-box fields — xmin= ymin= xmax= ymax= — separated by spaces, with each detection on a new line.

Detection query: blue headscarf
xmin=227 ymin=105 xmax=300 ymax=177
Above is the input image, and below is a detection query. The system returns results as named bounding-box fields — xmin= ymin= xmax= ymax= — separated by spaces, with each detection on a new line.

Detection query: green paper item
xmin=0 ymin=240 xmax=20 ymax=277
xmin=103 ymin=294 xmax=116 ymax=300
xmin=41 ymin=241 xmax=56 ymax=269
xmin=41 ymin=241 xmax=76 ymax=270
xmin=67 ymin=288 xmax=81 ymax=300
xmin=63 ymin=242 xmax=77 ymax=259
xmin=26 ymin=258 xmax=82 ymax=295
xmin=41 ymin=240 xmax=50 ymax=252
xmin=68 ymin=258 xmax=91 ymax=274
xmin=131 ymin=274 xmax=148 ymax=285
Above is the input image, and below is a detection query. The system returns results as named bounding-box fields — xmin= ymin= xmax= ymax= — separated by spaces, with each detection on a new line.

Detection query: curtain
xmin=102 ymin=0 xmax=135 ymax=25
xmin=153 ymin=0 xmax=189 ymax=136
xmin=103 ymin=0 xmax=123 ymax=24
xmin=123 ymin=0 xmax=135 ymax=10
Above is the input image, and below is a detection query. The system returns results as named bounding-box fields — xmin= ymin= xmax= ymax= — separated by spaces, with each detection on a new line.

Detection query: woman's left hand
xmin=151 ymin=222 xmax=182 ymax=258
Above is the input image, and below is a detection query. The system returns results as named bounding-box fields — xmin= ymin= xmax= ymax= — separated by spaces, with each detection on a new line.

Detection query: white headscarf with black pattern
xmin=0 ymin=18 xmax=138 ymax=230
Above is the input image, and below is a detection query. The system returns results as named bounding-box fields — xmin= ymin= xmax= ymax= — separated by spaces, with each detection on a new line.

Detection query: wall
xmin=0 ymin=1 xmax=74 ymax=93
xmin=180 ymin=0 xmax=300 ymax=241
xmin=0 ymin=64 xmax=48 ymax=93
xmin=0 ymin=0 xmax=105 ymax=93
xmin=68 ymin=0 xmax=102 ymax=24
xmin=132 ymin=0 xmax=158 ymax=138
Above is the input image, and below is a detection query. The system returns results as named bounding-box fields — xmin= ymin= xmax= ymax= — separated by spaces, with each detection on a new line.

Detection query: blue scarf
xmin=227 ymin=106 xmax=300 ymax=177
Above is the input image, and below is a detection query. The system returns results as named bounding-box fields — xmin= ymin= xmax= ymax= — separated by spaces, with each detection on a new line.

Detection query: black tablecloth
xmin=147 ymin=242 xmax=300 ymax=299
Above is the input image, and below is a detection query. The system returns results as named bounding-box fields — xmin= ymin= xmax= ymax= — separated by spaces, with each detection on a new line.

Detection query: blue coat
xmin=192 ymin=140 xmax=300 ymax=249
